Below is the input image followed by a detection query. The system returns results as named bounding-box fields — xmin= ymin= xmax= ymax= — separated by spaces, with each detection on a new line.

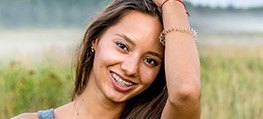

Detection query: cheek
xmin=94 ymin=52 xmax=109 ymax=69
xmin=140 ymin=67 xmax=159 ymax=86
xmin=94 ymin=44 xmax=121 ymax=67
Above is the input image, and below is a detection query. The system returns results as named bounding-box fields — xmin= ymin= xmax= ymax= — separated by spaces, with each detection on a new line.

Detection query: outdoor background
xmin=0 ymin=0 xmax=263 ymax=118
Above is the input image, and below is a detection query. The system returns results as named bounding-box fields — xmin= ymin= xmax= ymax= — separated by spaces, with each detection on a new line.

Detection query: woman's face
xmin=91 ymin=11 xmax=163 ymax=103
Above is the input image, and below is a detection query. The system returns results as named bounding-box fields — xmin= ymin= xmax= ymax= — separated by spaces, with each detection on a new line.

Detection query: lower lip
xmin=109 ymin=73 xmax=136 ymax=92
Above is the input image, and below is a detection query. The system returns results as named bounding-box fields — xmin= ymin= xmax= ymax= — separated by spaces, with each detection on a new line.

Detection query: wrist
xmin=161 ymin=0 xmax=189 ymax=17
xmin=161 ymin=0 xmax=190 ymax=28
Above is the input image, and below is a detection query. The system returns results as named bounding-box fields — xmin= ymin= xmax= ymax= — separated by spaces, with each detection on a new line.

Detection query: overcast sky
xmin=186 ymin=0 xmax=263 ymax=9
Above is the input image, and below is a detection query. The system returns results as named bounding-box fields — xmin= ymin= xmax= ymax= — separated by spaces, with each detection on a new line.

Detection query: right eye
xmin=115 ymin=41 xmax=129 ymax=52
xmin=143 ymin=57 xmax=158 ymax=67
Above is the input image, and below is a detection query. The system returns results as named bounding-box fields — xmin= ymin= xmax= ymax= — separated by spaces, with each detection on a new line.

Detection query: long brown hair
xmin=72 ymin=0 xmax=167 ymax=118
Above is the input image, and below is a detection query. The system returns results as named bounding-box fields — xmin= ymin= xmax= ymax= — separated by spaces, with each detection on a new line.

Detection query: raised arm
xmin=153 ymin=0 xmax=201 ymax=118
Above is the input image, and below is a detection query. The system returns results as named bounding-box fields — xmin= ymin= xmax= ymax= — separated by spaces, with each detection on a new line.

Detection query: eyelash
xmin=143 ymin=57 xmax=158 ymax=66
xmin=115 ymin=41 xmax=129 ymax=52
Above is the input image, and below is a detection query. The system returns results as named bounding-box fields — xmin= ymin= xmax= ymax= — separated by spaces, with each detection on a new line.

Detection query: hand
xmin=152 ymin=0 xmax=165 ymax=7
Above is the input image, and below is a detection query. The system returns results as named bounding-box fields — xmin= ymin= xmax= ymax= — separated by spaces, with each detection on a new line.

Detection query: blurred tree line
xmin=0 ymin=0 xmax=110 ymax=28
xmin=0 ymin=0 xmax=262 ymax=28
xmin=185 ymin=2 xmax=263 ymax=15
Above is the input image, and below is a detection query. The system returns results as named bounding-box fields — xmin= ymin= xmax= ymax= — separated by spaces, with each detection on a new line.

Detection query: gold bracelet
xmin=159 ymin=26 xmax=198 ymax=45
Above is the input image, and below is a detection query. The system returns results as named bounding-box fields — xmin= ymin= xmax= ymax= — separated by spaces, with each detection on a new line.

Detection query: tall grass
xmin=0 ymin=57 xmax=74 ymax=118
xmin=1 ymin=37 xmax=263 ymax=118
xmin=200 ymin=45 xmax=263 ymax=119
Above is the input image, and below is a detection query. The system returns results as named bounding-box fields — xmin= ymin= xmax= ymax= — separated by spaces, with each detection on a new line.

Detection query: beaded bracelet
xmin=159 ymin=26 xmax=198 ymax=45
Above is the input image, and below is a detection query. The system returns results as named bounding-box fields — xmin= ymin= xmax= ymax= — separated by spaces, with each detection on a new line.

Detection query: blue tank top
xmin=38 ymin=109 xmax=54 ymax=119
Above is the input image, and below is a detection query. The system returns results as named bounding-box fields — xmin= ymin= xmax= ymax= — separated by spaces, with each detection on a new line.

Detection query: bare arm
xmin=153 ymin=0 xmax=201 ymax=118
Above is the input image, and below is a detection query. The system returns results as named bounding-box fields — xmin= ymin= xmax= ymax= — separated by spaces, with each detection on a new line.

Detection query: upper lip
xmin=110 ymin=71 xmax=138 ymax=84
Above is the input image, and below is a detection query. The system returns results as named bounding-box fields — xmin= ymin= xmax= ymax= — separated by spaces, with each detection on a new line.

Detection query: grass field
xmin=0 ymin=56 xmax=74 ymax=118
xmin=200 ymin=46 xmax=263 ymax=119
xmin=0 ymin=32 xmax=263 ymax=119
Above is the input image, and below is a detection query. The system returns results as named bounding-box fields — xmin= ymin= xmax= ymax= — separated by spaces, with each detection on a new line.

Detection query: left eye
xmin=143 ymin=57 xmax=157 ymax=66
xmin=115 ymin=41 xmax=129 ymax=52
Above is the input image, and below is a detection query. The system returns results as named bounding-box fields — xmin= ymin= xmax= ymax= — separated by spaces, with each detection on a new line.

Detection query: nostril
xmin=121 ymin=62 xmax=139 ymax=77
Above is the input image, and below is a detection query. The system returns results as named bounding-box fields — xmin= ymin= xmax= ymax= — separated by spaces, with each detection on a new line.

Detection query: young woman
xmin=13 ymin=0 xmax=201 ymax=118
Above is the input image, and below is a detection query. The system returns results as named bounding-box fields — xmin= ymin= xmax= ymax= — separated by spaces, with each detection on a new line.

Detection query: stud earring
xmin=91 ymin=46 xmax=95 ymax=53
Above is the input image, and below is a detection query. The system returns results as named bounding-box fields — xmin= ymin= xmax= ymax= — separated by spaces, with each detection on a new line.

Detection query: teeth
xmin=111 ymin=73 xmax=133 ymax=87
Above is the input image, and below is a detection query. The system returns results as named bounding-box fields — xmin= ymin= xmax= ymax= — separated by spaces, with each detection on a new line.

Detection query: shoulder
xmin=12 ymin=113 xmax=38 ymax=119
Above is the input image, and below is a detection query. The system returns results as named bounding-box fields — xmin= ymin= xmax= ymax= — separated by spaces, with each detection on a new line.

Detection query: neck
xmin=74 ymin=75 xmax=126 ymax=119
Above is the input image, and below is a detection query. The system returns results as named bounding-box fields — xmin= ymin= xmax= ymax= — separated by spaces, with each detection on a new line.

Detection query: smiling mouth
xmin=110 ymin=72 xmax=135 ymax=87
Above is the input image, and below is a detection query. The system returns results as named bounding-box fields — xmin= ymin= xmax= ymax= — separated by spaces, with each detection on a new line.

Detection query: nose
xmin=121 ymin=54 xmax=140 ymax=77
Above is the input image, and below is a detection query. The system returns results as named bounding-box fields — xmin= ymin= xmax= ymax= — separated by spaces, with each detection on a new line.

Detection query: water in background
xmin=0 ymin=28 xmax=82 ymax=62
xmin=188 ymin=4 xmax=263 ymax=32
xmin=0 ymin=0 xmax=109 ymax=61
xmin=0 ymin=0 xmax=262 ymax=61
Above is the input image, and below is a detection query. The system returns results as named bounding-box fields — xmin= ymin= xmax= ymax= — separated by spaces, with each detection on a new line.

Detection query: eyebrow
xmin=114 ymin=33 xmax=163 ymax=60
xmin=146 ymin=51 xmax=163 ymax=60
xmin=114 ymin=34 xmax=135 ymax=46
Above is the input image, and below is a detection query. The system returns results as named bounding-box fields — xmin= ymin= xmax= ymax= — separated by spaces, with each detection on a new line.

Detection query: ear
xmin=92 ymin=38 xmax=99 ymax=50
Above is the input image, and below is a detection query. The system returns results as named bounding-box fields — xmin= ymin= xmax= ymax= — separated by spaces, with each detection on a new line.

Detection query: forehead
xmin=102 ymin=11 xmax=164 ymax=53
xmin=113 ymin=11 xmax=162 ymax=37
